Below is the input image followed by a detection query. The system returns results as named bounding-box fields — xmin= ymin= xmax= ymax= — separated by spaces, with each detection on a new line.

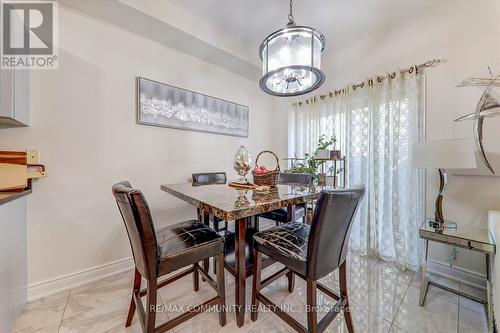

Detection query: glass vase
xmin=233 ymin=145 xmax=252 ymax=184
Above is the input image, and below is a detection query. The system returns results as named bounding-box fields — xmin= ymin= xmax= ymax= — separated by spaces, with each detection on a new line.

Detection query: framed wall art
xmin=137 ymin=77 xmax=249 ymax=137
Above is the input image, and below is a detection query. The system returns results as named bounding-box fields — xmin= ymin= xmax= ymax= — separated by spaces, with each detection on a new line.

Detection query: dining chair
xmin=192 ymin=172 xmax=232 ymax=275
xmin=192 ymin=172 xmax=229 ymax=233
xmin=251 ymin=186 xmax=365 ymax=333
xmin=112 ymin=181 xmax=226 ymax=333
xmin=258 ymin=173 xmax=312 ymax=225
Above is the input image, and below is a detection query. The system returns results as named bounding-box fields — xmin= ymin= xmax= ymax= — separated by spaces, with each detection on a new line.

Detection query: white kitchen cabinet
xmin=0 ymin=193 xmax=28 ymax=333
xmin=0 ymin=69 xmax=30 ymax=128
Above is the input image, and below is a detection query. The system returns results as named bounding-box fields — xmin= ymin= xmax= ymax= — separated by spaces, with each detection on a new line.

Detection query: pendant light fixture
xmin=259 ymin=0 xmax=326 ymax=97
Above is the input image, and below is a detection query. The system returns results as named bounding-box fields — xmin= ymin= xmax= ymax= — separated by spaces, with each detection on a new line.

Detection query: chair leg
xmin=286 ymin=270 xmax=295 ymax=293
xmin=300 ymin=203 xmax=307 ymax=224
xmin=306 ymin=279 xmax=318 ymax=333
xmin=216 ymin=253 xmax=226 ymax=326
xmin=339 ymin=261 xmax=354 ymax=333
xmin=193 ymin=264 xmax=199 ymax=292
xmin=251 ymin=249 xmax=262 ymax=321
xmin=126 ymin=268 xmax=141 ymax=327
xmin=145 ymin=279 xmax=157 ymax=333
xmin=253 ymin=215 xmax=260 ymax=230
xmin=202 ymin=212 xmax=210 ymax=279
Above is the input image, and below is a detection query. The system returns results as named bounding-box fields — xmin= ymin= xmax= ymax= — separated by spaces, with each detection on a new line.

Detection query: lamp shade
xmin=411 ymin=139 xmax=477 ymax=169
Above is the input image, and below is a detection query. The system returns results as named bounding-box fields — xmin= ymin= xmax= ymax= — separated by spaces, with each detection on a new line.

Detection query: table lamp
xmin=412 ymin=139 xmax=477 ymax=230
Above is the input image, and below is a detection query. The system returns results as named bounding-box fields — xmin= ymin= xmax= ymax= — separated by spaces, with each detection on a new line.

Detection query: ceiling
xmin=171 ymin=0 xmax=439 ymax=56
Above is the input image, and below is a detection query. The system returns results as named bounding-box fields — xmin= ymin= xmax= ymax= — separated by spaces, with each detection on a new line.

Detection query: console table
xmin=419 ymin=220 xmax=495 ymax=332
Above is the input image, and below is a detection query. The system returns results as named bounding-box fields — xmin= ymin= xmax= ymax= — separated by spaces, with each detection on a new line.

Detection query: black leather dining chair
xmin=192 ymin=172 xmax=231 ymax=275
xmin=192 ymin=172 xmax=229 ymax=233
xmin=112 ymin=181 xmax=226 ymax=333
xmin=192 ymin=172 xmax=227 ymax=186
xmin=258 ymin=173 xmax=313 ymax=225
xmin=251 ymin=186 xmax=365 ymax=333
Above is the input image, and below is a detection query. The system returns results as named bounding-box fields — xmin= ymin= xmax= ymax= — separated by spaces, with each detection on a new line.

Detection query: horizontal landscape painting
xmin=137 ymin=77 xmax=249 ymax=137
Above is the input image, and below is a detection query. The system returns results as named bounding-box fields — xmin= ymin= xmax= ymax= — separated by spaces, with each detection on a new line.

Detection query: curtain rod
xmin=292 ymin=58 xmax=442 ymax=107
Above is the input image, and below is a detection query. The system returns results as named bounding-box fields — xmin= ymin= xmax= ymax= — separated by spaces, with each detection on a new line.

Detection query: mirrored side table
xmin=419 ymin=220 xmax=496 ymax=333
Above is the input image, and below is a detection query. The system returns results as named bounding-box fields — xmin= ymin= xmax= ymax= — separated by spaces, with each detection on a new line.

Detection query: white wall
xmin=117 ymin=0 xmax=258 ymax=67
xmin=0 ymin=7 xmax=278 ymax=292
xmin=278 ymin=0 xmax=500 ymax=280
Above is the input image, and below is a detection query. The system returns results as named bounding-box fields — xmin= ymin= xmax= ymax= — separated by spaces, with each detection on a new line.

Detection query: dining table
xmin=160 ymin=182 xmax=323 ymax=327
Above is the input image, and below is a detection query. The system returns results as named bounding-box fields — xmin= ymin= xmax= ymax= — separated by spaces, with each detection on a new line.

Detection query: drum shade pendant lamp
xmin=259 ymin=0 xmax=326 ymax=97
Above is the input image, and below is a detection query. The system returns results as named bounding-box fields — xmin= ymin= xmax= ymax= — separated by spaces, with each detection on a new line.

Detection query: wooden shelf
xmin=283 ymin=156 xmax=347 ymax=188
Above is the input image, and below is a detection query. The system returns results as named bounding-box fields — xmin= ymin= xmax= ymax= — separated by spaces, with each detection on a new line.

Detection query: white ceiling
xmin=171 ymin=0 xmax=439 ymax=55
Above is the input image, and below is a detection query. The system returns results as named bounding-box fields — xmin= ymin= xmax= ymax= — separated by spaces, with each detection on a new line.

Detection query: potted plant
xmin=287 ymin=134 xmax=336 ymax=184
xmin=316 ymin=135 xmax=337 ymax=159
xmin=325 ymin=166 xmax=335 ymax=186
xmin=326 ymin=165 xmax=344 ymax=186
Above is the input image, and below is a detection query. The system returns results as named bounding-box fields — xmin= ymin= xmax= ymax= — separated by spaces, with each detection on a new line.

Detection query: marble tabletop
xmin=161 ymin=183 xmax=325 ymax=220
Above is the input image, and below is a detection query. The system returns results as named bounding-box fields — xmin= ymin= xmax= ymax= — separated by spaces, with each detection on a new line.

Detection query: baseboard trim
xmin=427 ymin=258 xmax=486 ymax=290
xmin=27 ymin=257 xmax=134 ymax=302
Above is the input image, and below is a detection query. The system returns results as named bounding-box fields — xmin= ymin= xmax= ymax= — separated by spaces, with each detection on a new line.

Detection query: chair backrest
xmin=279 ymin=173 xmax=313 ymax=186
xmin=112 ymin=181 xmax=158 ymax=279
xmin=192 ymin=172 xmax=227 ymax=186
xmin=306 ymin=186 xmax=365 ymax=280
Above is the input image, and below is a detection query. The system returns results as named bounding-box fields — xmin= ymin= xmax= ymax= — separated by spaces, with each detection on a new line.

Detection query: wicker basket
xmin=252 ymin=150 xmax=280 ymax=186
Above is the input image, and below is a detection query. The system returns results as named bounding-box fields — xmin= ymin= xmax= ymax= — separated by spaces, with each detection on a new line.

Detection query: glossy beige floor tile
xmin=458 ymin=305 xmax=488 ymax=333
xmin=102 ymin=312 xmax=173 ymax=333
xmin=173 ymin=294 xmax=270 ymax=333
xmin=459 ymin=283 xmax=487 ymax=316
xmin=350 ymin=260 xmax=414 ymax=323
xmin=96 ymin=293 xmax=172 ymax=333
xmin=12 ymin=291 xmax=69 ymax=333
xmin=13 ymin=323 xmax=62 ymax=333
xmin=392 ymin=286 xmax=458 ymax=333
xmin=410 ymin=273 xmax=459 ymax=305
xmin=12 ymin=254 xmax=474 ymax=333
xmin=319 ymin=253 xmax=378 ymax=292
xmin=245 ymin=314 xmax=292 ymax=333
xmin=59 ymin=296 xmax=132 ymax=333
xmin=157 ymin=275 xmax=217 ymax=329
xmin=459 ymin=295 xmax=487 ymax=316
xmin=60 ymin=292 xmax=170 ymax=333
xmin=103 ymin=321 xmax=143 ymax=333
xmin=64 ymin=271 xmax=134 ymax=319
xmin=325 ymin=303 xmax=392 ymax=333
xmin=168 ymin=270 xmax=290 ymax=333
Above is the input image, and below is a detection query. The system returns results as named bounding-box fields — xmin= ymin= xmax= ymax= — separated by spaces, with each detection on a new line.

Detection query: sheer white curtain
xmin=291 ymin=92 xmax=348 ymax=157
xmin=291 ymin=71 xmax=424 ymax=270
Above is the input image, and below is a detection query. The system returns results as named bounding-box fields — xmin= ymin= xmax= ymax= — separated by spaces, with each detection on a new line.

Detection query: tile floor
xmin=12 ymin=254 xmax=488 ymax=333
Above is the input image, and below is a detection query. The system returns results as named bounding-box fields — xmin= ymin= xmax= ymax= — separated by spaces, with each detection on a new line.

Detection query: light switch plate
xmin=26 ymin=149 xmax=39 ymax=164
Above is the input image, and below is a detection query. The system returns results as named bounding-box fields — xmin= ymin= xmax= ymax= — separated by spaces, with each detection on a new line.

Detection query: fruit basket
xmin=252 ymin=150 xmax=280 ymax=186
